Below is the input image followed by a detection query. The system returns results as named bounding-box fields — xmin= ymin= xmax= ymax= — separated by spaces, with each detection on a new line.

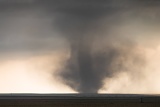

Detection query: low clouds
xmin=0 ymin=0 xmax=160 ymax=93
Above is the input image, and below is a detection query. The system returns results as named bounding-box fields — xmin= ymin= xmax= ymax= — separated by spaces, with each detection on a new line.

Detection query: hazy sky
xmin=1 ymin=0 xmax=160 ymax=93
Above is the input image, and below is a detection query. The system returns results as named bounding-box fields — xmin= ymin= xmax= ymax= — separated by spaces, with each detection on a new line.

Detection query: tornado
xmin=54 ymin=12 xmax=145 ymax=93
xmin=40 ymin=0 xmax=146 ymax=93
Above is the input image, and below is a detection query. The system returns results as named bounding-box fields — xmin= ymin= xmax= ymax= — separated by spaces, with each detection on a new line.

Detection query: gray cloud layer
xmin=0 ymin=0 xmax=160 ymax=93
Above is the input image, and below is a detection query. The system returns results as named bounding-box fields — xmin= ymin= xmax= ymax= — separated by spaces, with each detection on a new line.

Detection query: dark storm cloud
xmin=0 ymin=0 xmax=159 ymax=93
xmin=0 ymin=1 xmax=68 ymax=55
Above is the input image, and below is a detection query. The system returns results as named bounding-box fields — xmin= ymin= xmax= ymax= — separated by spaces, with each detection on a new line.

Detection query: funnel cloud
xmin=51 ymin=0 xmax=147 ymax=93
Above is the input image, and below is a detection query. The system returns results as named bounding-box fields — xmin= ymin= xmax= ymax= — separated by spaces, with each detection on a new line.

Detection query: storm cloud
xmin=1 ymin=0 xmax=160 ymax=93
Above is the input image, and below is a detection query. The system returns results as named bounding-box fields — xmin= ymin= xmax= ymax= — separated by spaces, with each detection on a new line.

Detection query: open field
xmin=0 ymin=94 xmax=160 ymax=107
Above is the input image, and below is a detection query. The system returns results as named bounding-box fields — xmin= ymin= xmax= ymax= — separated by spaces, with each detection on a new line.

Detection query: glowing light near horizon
xmin=99 ymin=45 xmax=160 ymax=94
xmin=1 ymin=44 xmax=160 ymax=93
xmin=0 ymin=53 xmax=76 ymax=93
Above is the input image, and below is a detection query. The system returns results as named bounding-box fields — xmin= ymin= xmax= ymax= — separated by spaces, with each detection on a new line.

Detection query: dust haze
xmin=0 ymin=0 xmax=160 ymax=93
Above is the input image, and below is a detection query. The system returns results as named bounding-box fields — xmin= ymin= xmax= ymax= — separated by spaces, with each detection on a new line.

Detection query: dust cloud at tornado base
xmin=0 ymin=0 xmax=160 ymax=93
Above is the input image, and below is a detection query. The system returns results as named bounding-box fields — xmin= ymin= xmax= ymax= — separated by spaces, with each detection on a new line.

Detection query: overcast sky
xmin=0 ymin=0 xmax=160 ymax=93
